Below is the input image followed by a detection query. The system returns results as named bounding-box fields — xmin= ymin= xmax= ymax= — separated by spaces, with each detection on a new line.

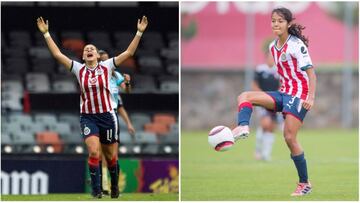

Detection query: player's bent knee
xmin=237 ymin=92 xmax=250 ymax=104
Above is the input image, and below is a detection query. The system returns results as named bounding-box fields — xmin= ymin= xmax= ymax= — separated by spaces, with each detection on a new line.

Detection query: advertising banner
xmin=1 ymin=159 xmax=85 ymax=194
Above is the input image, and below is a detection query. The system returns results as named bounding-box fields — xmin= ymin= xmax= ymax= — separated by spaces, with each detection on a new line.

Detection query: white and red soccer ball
xmin=208 ymin=126 xmax=234 ymax=152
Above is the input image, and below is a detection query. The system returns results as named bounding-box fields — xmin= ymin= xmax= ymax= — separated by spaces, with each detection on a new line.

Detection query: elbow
xmin=126 ymin=49 xmax=135 ymax=56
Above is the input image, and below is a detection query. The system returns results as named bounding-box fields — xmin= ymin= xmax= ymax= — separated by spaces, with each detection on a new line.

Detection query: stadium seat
xmin=153 ymin=113 xmax=176 ymax=125
xmin=34 ymin=113 xmax=57 ymax=126
xmin=136 ymin=131 xmax=158 ymax=144
xmin=4 ymin=47 xmax=27 ymax=57
xmin=113 ymin=31 xmax=133 ymax=50
xmin=48 ymin=122 xmax=72 ymax=137
xmin=165 ymin=63 xmax=179 ymax=75
xmin=8 ymin=113 xmax=32 ymax=124
xmin=4 ymin=57 xmax=29 ymax=74
xmin=2 ymin=132 xmax=13 ymax=145
xmin=2 ymin=80 xmax=23 ymax=93
xmin=137 ymin=55 xmax=163 ymax=75
xmin=130 ymin=113 xmax=151 ymax=130
xmin=144 ymin=123 xmax=170 ymax=135
xmin=23 ymin=121 xmax=47 ymax=135
xmin=35 ymin=131 xmax=63 ymax=153
xmin=53 ymin=79 xmax=77 ymax=93
xmin=132 ymin=74 xmax=157 ymax=93
xmin=29 ymin=46 xmax=52 ymax=59
xmin=160 ymin=81 xmax=178 ymax=93
xmin=31 ymin=58 xmax=57 ymax=73
xmin=8 ymin=30 xmax=32 ymax=47
xmin=119 ymin=131 xmax=134 ymax=144
xmin=25 ymin=73 xmax=51 ymax=92
xmin=142 ymin=31 xmax=165 ymax=50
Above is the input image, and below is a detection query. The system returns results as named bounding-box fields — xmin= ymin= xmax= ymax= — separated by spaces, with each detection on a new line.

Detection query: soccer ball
xmin=208 ymin=126 xmax=234 ymax=152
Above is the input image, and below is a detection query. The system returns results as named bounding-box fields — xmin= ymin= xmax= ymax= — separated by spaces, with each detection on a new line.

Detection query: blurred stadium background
xmin=1 ymin=1 xmax=178 ymax=197
xmin=181 ymin=1 xmax=358 ymax=200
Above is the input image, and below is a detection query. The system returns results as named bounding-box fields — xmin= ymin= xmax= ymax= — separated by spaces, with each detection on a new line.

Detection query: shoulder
xmin=288 ymin=36 xmax=306 ymax=49
xmin=71 ymin=60 xmax=85 ymax=73
xmin=268 ymin=39 xmax=276 ymax=50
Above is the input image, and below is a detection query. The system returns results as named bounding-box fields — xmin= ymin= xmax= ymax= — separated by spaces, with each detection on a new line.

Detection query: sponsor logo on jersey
xmin=89 ymin=77 xmax=98 ymax=85
xmin=301 ymin=46 xmax=307 ymax=54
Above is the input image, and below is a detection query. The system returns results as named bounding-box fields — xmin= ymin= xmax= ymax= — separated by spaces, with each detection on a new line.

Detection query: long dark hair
xmin=272 ymin=7 xmax=309 ymax=47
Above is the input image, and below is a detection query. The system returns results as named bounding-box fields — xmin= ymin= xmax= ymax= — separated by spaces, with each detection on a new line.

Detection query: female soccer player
xmin=232 ymin=7 xmax=316 ymax=196
xmin=37 ymin=16 xmax=148 ymax=198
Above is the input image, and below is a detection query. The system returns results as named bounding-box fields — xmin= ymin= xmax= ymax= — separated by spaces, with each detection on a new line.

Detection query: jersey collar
xmin=275 ymin=34 xmax=292 ymax=51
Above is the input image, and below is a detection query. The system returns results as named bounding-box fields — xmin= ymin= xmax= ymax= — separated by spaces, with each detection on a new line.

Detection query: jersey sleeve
xmin=293 ymin=41 xmax=313 ymax=71
xmin=100 ymin=57 xmax=117 ymax=71
xmin=70 ymin=60 xmax=84 ymax=76
xmin=114 ymin=71 xmax=125 ymax=86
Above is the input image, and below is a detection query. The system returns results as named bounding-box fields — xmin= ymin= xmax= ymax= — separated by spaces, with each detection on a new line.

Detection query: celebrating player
xmin=36 ymin=15 xmax=148 ymax=198
xmin=232 ymin=7 xmax=316 ymax=196
xmin=98 ymin=49 xmax=136 ymax=195
xmin=252 ymin=41 xmax=281 ymax=162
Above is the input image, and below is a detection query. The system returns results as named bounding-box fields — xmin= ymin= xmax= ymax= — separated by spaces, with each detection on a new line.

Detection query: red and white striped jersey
xmin=269 ymin=35 xmax=313 ymax=100
xmin=71 ymin=58 xmax=117 ymax=114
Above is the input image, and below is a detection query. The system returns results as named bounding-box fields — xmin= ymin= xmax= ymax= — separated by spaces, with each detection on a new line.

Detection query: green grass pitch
xmin=181 ymin=128 xmax=358 ymax=201
xmin=1 ymin=193 xmax=178 ymax=201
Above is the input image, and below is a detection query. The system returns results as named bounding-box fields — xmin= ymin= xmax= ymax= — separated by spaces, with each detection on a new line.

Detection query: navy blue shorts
xmin=265 ymin=91 xmax=308 ymax=122
xmin=80 ymin=111 xmax=118 ymax=144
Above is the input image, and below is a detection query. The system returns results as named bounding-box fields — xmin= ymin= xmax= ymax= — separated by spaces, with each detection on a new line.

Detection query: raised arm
xmin=114 ymin=16 xmax=148 ymax=67
xmin=36 ymin=17 xmax=72 ymax=70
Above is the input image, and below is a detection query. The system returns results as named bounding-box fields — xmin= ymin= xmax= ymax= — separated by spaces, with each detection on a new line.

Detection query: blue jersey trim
xmin=300 ymin=64 xmax=313 ymax=71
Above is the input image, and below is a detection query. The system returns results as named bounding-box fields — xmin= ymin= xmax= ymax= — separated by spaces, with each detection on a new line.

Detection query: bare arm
xmin=118 ymin=107 xmax=135 ymax=135
xmin=37 ymin=17 xmax=72 ymax=70
xmin=119 ymin=74 xmax=131 ymax=93
xmin=303 ymin=67 xmax=316 ymax=110
xmin=114 ymin=16 xmax=148 ymax=67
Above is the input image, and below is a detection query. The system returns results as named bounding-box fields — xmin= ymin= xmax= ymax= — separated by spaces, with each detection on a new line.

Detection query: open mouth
xmin=87 ymin=53 xmax=94 ymax=58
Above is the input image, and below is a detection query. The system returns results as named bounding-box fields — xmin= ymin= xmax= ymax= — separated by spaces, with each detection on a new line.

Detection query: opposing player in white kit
xmin=232 ymin=7 xmax=316 ymax=196
xmin=37 ymin=16 xmax=148 ymax=198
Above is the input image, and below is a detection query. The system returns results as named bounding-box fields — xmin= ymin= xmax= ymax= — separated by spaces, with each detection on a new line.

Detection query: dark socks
xmin=291 ymin=152 xmax=308 ymax=183
xmin=237 ymin=102 xmax=253 ymax=126
xmin=88 ymin=157 xmax=101 ymax=194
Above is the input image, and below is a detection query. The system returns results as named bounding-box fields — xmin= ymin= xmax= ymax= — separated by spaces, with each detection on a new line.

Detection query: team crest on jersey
xmin=280 ymin=53 xmax=287 ymax=62
xmin=83 ymin=126 xmax=91 ymax=135
xmin=89 ymin=77 xmax=98 ymax=85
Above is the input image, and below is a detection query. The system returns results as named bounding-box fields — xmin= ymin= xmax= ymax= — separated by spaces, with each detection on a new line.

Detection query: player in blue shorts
xmin=37 ymin=16 xmax=148 ymax=198
xmin=98 ymin=50 xmax=136 ymax=195
xmin=232 ymin=7 xmax=316 ymax=196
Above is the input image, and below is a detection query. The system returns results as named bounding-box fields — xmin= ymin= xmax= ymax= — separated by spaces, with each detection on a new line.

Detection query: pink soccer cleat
xmin=291 ymin=182 xmax=312 ymax=196
xmin=232 ymin=125 xmax=250 ymax=141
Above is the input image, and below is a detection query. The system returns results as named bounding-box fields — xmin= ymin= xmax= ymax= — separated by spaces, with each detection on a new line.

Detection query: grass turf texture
xmin=1 ymin=193 xmax=178 ymax=201
xmin=181 ymin=128 xmax=358 ymax=201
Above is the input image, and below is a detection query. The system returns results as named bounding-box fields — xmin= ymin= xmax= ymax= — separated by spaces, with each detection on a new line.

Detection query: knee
xmin=87 ymin=145 xmax=99 ymax=158
xmin=237 ymin=92 xmax=250 ymax=104
xmin=283 ymin=130 xmax=297 ymax=145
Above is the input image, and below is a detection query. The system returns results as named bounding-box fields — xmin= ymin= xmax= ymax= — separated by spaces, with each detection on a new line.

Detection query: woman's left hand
xmin=137 ymin=16 xmax=148 ymax=32
xmin=302 ymin=97 xmax=314 ymax=110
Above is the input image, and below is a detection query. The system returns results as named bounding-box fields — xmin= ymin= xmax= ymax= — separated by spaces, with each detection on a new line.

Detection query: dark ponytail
xmin=272 ymin=7 xmax=309 ymax=47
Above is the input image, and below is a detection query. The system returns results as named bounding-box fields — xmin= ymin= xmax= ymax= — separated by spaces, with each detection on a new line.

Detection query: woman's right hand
xmin=37 ymin=16 xmax=49 ymax=34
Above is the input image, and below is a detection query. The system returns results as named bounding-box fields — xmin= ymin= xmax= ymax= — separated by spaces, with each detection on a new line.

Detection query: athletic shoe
xmin=291 ymin=182 xmax=312 ymax=196
xmin=111 ymin=186 xmax=120 ymax=198
xmin=102 ymin=190 xmax=110 ymax=196
xmin=232 ymin=125 xmax=250 ymax=141
xmin=91 ymin=191 xmax=102 ymax=199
